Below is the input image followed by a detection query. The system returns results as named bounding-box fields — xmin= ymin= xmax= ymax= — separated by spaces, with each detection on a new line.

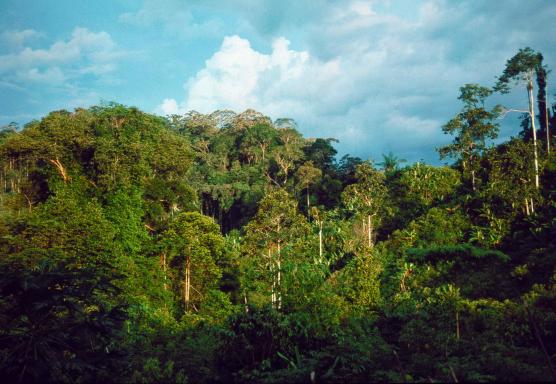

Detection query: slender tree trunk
xmin=525 ymin=198 xmax=530 ymax=216
xmin=23 ymin=193 xmax=32 ymax=213
xmin=306 ymin=184 xmax=310 ymax=219
xmin=277 ymin=241 xmax=281 ymax=310
xmin=318 ymin=222 xmax=323 ymax=261
xmin=471 ymin=170 xmax=476 ymax=192
xmin=362 ymin=217 xmax=366 ymax=244
xmin=244 ymin=291 xmax=249 ymax=313
xmin=270 ymin=248 xmax=276 ymax=307
xmin=528 ymin=80 xmax=540 ymax=189
xmin=530 ymin=197 xmax=535 ymax=214
xmin=10 ymin=159 xmax=14 ymax=192
xmin=160 ymin=253 xmax=168 ymax=291
xmin=49 ymin=157 xmax=69 ymax=183
xmin=367 ymin=214 xmax=372 ymax=248
xmin=184 ymin=256 xmax=191 ymax=310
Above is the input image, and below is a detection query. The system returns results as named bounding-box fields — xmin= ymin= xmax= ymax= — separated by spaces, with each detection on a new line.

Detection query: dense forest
xmin=1 ymin=48 xmax=555 ymax=383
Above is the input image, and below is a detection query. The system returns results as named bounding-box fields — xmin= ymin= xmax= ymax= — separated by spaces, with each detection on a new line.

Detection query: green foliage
xmin=398 ymin=162 xmax=461 ymax=208
xmin=389 ymin=207 xmax=470 ymax=251
xmin=405 ymin=245 xmax=511 ymax=299
xmin=242 ymin=189 xmax=310 ymax=308
xmin=219 ymin=306 xmax=292 ymax=379
xmin=4 ymin=187 xmax=116 ymax=269
xmin=1 ymin=66 xmax=556 ymax=383
xmin=162 ymin=212 xmax=225 ymax=314
xmin=439 ymin=83 xmax=501 ymax=191
xmin=281 ymin=261 xmax=348 ymax=337
xmin=495 ymin=47 xmax=544 ymax=93
xmin=0 ymin=258 xmax=127 ymax=383
xmin=483 ymin=138 xmax=539 ymax=216
xmin=336 ymin=250 xmax=383 ymax=314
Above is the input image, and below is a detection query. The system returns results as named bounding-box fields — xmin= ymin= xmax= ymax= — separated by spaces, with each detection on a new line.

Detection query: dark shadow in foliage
xmin=0 ymin=256 xmax=128 ymax=383
xmin=306 ymin=318 xmax=402 ymax=383
xmin=125 ymin=319 xmax=225 ymax=384
xmin=218 ymin=305 xmax=293 ymax=382
xmin=500 ymin=155 xmax=556 ymax=295
xmin=406 ymin=245 xmax=511 ymax=299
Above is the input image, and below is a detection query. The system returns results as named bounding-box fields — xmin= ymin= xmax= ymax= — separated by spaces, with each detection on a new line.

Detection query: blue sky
xmin=1 ymin=0 xmax=555 ymax=163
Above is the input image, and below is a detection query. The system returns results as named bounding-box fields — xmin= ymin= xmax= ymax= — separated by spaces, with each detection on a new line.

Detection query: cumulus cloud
xmin=162 ymin=0 xmax=555 ymax=162
xmin=156 ymin=17 xmax=469 ymax=160
xmin=156 ymin=35 xmax=343 ymax=117
xmin=158 ymin=98 xmax=181 ymax=115
xmin=6 ymin=0 xmax=552 ymax=162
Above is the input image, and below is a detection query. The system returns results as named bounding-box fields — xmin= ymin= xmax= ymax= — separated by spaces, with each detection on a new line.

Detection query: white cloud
xmin=0 ymin=29 xmax=40 ymax=49
xmin=0 ymin=27 xmax=121 ymax=74
xmin=0 ymin=0 xmax=552 ymax=163
xmin=158 ymin=35 xmax=343 ymax=117
xmin=65 ymin=91 xmax=102 ymax=110
xmin=0 ymin=27 xmax=127 ymax=125
xmin=35 ymin=0 xmax=556 ymax=162
xmin=15 ymin=67 xmax=66 ymax=84
xmin=157 ymin=18 xmax=462 ymax=161
xmin=157 ymin=98 xmax=181 ymax=115
xmin=119 ymin=0 xmax=223 ymax=38
xmin=119 ymin=0 xmax=191 ymax=27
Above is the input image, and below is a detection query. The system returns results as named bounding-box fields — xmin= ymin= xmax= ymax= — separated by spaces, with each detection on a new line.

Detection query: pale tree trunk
xmin=306 ymin=184 xmax=310 ymax=219
xmin=318 ymin=221 xmax=323 ymax=261
xmin=367 ymin=214 xmax=373 ymax=248
xmin=468 ymin=147 xmax=476 ymax=192
xmin=270 ymin=248 xmax=276 ymax=307
xmin=362 ymin=217 xmax=366 ymax=245
xmin=260 ymin=143 xmax=267 ymax=162
xmin=160 ymin=253 xmax=168 ymax=291
xmin=23 ymin=193 xmax=32 ymax=213
xmin=530 ymin=197 xmax=535 ymax=214
xmin=277 ymin=241 xmax=282 ymax=310
xmin=244 ymin=291 xmax=249 ymax=313
xmin=525 ymin=198 xmax=530 ymax=216
xmin=10 ymin=159 xmax=14 ymax=192
xmin=528 ymin=79 xmax=540 ymax=189
xmin=184 ymin=256 xmax=191 ymax=311
xmin=49 ymin=157 xmax=69 ymax=183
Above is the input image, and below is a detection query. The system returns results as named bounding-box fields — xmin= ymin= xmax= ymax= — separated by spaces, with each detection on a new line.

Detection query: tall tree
xmin=535 ymin=54 xmax=551 ymax=153
xmin=484 ymin=138 xmax=538 ymax=216
xmin=162 ymin=212 xmax=225 ymax=312
xmin=495 ymin=47 xmax=545 ymax=189
xmin=242 ymin=189 xmax=310 ymax=309
xmin=342 ymin=163 xmax=387 ymax=248
xmin=239 ymin=123 xmax=277 ymax=164
xmin=439 ymin=84 xmax=501 ymax=191
xmin=270 ymin=128 xmax=304 ymax=186
xmin=295 ymin=161 xmax=322 ymax=214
